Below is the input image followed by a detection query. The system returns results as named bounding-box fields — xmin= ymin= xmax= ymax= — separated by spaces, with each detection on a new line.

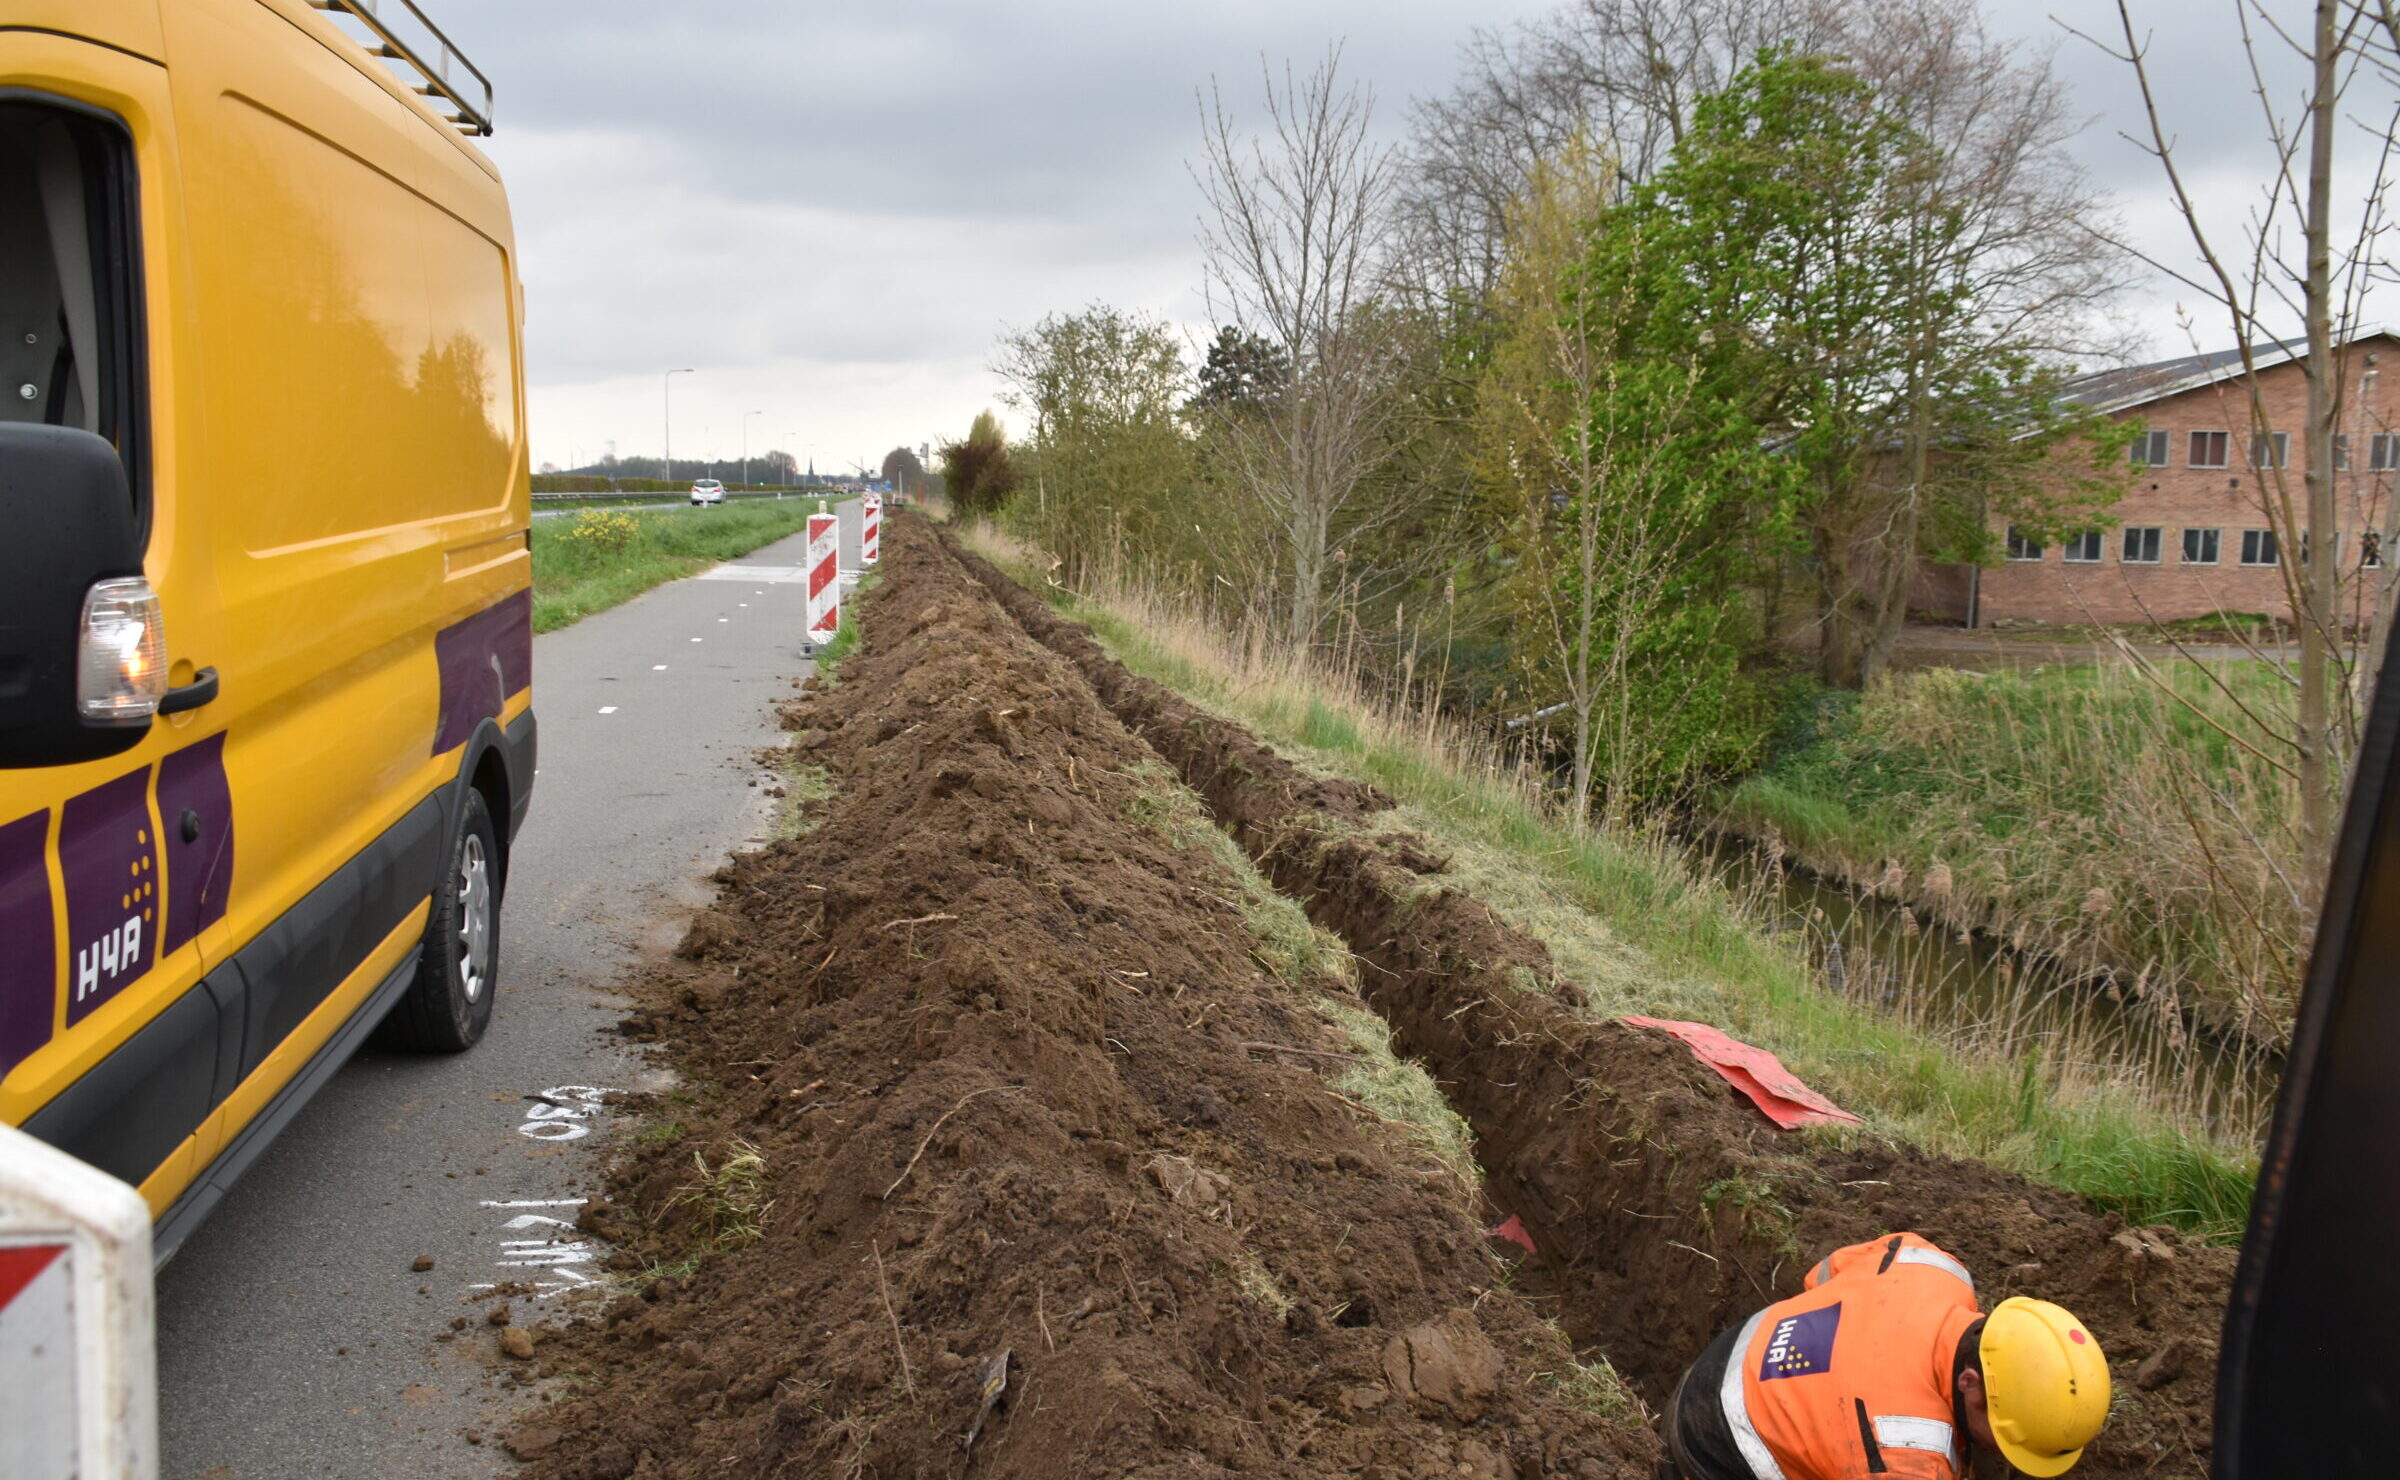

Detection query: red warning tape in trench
xmin=1621 ymin=1017 xmax=1865 ymax=1130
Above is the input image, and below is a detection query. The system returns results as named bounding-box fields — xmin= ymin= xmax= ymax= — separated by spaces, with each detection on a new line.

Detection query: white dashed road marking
xmin=597 ymin=706 xmax=617 ymax=715
xmin=469 ymin=1200 xmax=602 ymax=1298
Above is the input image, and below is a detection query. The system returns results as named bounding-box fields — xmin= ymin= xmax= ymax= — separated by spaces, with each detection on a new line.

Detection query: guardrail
xmin=529 ymin=489 xmax=844 ymax=504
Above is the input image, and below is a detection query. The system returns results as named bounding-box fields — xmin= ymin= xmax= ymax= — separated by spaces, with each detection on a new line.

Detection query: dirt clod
xmin=499 ymin=1327 xmax=535 ymax=1361
xmin=1146 ymin=1152 xmax=1231 ymax=1216
xmin=1382 ymin=1310 xmax=1506 ymax=1420
xmin=2137 ymin=1337 xmax=2191 ymax=1390
xmin=410 ymin=1255 xmax=435 ymax=1273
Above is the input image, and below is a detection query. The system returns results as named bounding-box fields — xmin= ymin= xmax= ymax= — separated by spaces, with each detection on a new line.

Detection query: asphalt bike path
xmin=155 ymin=499 xmax=865 ymax=1479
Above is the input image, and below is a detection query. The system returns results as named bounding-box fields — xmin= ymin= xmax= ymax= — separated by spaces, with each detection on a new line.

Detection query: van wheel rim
xmin=457 ymin=833 xmax=492 ymax=1004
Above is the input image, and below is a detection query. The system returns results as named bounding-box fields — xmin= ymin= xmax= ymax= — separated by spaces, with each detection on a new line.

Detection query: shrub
xmin=561 ymin=508 xmax=642 ymax=557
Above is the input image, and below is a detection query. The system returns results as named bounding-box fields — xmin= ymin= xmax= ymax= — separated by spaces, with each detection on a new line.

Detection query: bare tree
xmin=1195 ymin=49 xmax=1407 ymax=647
xmin=2078 ymin=0 xmax=2400 ymax=886
xmin=1395 ymin=0 xmax=2122 ymax=347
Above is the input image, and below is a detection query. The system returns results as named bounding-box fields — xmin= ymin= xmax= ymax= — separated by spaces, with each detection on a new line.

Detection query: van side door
xmin=0 ymin=16 xmax=241 ymax=1219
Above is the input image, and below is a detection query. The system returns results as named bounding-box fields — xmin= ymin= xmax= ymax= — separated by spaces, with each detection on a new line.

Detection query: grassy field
xmin=531 ymin=500 xmax=828 ymax=633
xmin=1719 ymin=661 xmax=2305 ymax=1049
xmin=961 ymin=522 xmax=2258 ymax=1239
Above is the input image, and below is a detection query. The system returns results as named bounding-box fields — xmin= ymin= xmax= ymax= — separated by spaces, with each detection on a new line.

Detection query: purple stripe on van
xmin=59 ymin=765 xmax=159 ymax=1027
xmin=431 ymin=587 xmax=532 ymax=755
xmin=158 ymin=731 xmax=235 ymax=957
xmin=0 ymin=808 xmax=54 ymax=1080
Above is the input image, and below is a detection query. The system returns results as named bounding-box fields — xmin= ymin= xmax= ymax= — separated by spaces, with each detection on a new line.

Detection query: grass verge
xmin=961 ymin=523 xmax=2258 ymax=1239
xmin=532 ymin=500 xmax=832 ymax=632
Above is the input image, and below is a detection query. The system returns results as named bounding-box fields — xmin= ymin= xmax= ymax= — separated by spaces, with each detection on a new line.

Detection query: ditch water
xmin=1694 ymin=831 xmax=2279 ymax=1142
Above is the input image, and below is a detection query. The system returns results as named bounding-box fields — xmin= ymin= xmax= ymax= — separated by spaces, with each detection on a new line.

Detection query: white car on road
xmin=690 ymin=478 xmax=726 ymax=506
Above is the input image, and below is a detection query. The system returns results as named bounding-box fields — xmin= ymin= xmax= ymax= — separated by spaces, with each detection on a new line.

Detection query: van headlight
xmin=78 ymin=576 xmax=167 ymax=723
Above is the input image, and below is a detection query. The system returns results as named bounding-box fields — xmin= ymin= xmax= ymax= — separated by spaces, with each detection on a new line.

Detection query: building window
xmin=2250 ymin=431 xmax=2291 ymax=469
xmin=2183 ymin=527 xmax=2221 ymax=564
xmin=2062 ymin=531 xmax=2104 ymax=563
xmin=2131 ymin=430 xmax=2171 ymax=467
xmin=2122 ymin=526 xmax=2162 ymax=563
xmin=2190 ymin=430 xmax=2231 ymax=468
xmin=2366 ymin=530 xmax=2384 ymax=569
xmin=2241 ymin=529 xmax=2280 ymax=566
xmin=2374 ymin=433 xmax=2400 ymax=471
xmin=2005 ymin=526 xmax=2045 ymax=562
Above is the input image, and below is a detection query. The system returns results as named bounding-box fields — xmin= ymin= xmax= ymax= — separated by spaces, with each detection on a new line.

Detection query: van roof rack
xmin=306 ymin=0 xmax=493 ymax=137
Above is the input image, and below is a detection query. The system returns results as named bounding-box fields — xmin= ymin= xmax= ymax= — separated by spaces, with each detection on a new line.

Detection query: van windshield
xmin=0 ymin=99 xmax=144 ymax=519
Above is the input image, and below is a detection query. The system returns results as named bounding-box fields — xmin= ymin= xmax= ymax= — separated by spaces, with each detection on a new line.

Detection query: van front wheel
xmin=379 ymin=788 xmax=501 ymax=1052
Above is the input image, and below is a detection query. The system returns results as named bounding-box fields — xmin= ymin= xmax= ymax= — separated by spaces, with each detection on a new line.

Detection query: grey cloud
xmin=418 ymin=0 xmax=2381 ymax=464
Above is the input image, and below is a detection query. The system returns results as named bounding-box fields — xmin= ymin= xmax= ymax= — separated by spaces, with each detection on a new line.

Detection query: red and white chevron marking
xmin=805 ymin=512 xmax=840 ymax=647
xmin=862 ymin=496 xmax=881 ymax=565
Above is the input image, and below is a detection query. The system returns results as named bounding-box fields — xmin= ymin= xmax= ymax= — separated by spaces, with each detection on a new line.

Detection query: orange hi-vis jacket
xmin=1720 ymin=1233 xmax=1983 ymax=1480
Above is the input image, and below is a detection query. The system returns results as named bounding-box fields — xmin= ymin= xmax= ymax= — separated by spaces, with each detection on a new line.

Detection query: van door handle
xmin=159 ymin=666 xmax=220 ymax=715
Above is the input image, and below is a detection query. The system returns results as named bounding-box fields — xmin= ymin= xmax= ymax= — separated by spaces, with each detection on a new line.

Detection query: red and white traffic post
xmin=861 ymin=495 xmax=881 ymax=565
xmin=1 ymin=1120 xmax=157 ymax=1479
xmin=804 ymin=510 xmax=840 ymax=651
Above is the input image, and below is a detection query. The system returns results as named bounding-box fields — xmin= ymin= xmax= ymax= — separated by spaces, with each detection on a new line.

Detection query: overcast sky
xmin=410 ymin=1 xmax=2384 ymax=474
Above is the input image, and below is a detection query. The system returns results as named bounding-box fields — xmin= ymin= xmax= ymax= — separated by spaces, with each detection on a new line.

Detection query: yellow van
xmin=0 ymin=0 xmax=532 ymax=1260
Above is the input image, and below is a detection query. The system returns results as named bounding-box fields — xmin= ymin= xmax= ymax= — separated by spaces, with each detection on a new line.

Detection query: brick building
xmin=1916 ymin=331 xmax=2400 ymax=628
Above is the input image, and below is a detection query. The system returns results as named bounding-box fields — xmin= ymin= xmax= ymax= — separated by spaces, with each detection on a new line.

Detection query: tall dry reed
xmin=1724 ymin=662 xmax=2307 ymax=1050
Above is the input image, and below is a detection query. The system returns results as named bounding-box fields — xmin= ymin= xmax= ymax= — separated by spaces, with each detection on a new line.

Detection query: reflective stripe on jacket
xmin=1719 ymin=1233 xmax=1983 ymax=1480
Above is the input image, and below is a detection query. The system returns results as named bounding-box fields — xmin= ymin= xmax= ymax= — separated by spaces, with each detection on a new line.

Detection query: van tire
xmin=379 ymin=788 xmax=501 ymax=1052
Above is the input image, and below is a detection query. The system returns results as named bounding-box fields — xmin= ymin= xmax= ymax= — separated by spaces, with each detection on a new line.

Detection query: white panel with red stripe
xmin=1 ymin=1120 xmax=157 ymax=1479
xmin=804 ymin=512 xmax=841 ymax=648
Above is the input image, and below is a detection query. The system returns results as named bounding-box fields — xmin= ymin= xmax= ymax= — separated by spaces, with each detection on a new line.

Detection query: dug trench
xmin=940 ymin=525 xmax=2235 ymax=1480
xmin=512 ymin=515 xmax=1658 ymax=1479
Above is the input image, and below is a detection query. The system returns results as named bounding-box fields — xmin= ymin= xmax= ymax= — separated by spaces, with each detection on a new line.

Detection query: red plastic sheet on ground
xmin=1488 ymin=1213 xmax=1537 ymax=1255
xmin=1621 ymin=1016 xmax=1864 ymax=1130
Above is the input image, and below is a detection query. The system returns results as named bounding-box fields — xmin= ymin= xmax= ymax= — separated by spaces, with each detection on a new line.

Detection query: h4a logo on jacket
xmin=1761 ymin=1303 xmax=1841 ymax=1381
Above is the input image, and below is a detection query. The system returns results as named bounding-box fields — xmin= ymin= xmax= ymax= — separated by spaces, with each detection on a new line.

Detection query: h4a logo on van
xmin=60 ymin=768 xmax=159 ymax=1023
xmin=0 ymin=737 xmax=234 ymax=1081
xmin=1760 ymin=1303 xmax=1841 ymax=1381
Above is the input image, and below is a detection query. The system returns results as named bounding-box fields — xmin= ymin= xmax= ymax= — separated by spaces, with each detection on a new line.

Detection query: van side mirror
xmin=0 ymin=425 xmax=151 ymax=769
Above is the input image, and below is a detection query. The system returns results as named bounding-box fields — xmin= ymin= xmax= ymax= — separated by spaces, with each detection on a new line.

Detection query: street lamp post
xmin=662 ymin=367 xmax=694 ymax=486
xmin=742 ymin=410 xmax=762 ymax=494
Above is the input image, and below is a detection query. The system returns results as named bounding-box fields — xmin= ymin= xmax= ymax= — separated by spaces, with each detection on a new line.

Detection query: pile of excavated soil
xmin=514 ymin=519 xmax=1655 ymax=1480
xmin=943 ymin=528 xmax=2233 ymax=1480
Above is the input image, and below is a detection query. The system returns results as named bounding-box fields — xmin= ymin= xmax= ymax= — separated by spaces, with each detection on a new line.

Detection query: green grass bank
xmin=531 ymin=500 xmax=829 ymax=633
xmin=961 ymin=524 xmax=2258 ymax=1240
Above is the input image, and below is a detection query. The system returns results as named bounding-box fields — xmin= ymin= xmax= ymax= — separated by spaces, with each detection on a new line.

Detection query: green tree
xmin=939 ymin=410 xmax=1018 ymax=517
xmin=1481 ymin=133 xmax=1784 ymax=823
xmin=1652 ymin=49 xmax=2120 ymax=687
xmin=1189 ymin=326 xmax=1288 ymax=417
xmin=992 ymin=307 xmax=1198 ymax=587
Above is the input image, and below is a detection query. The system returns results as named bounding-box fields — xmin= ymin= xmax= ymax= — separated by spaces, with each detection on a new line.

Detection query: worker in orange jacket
xmin=1659 ymin=1232 xmax=2110 ymax=1480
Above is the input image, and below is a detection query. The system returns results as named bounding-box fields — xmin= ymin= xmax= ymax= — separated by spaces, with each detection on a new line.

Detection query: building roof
xmin=2059 ymin=328 xmax=2400 ymax=415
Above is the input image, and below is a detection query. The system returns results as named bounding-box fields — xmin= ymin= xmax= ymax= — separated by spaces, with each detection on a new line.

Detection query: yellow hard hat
xmin=1979 ymin=1297 xmax=2111 ymax=1477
